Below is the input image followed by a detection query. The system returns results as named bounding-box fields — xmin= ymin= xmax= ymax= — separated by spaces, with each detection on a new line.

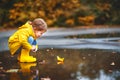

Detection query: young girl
xmin=8 ymin=18 xmax=47 ymax=62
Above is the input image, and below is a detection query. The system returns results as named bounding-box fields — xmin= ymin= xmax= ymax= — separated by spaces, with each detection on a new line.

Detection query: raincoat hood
xmin=19 ymin=22 xmax=36 ymax=39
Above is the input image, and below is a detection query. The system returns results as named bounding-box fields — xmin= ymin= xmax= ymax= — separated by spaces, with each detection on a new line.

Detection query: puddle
xmin=0 ymin=48 xmax=120 ymax=80
xmin=109 ymin=39 xmax=120 ymax=42
xmin=0 ymin=28 xmax=120 ymax=80
xmin=65 ymin=32 xmax=120 ymax=39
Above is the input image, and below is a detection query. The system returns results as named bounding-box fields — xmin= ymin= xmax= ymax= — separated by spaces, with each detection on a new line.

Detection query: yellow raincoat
xmin=8 ymin=22 xmax=36 ymax=55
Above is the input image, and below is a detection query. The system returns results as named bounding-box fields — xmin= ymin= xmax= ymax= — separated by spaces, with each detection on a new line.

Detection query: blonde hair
xmin=32 ymin=18 xmax=47 ymax=31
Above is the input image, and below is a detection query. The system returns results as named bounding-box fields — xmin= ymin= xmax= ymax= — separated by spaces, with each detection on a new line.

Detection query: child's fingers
xmin=32 ymin=45 xmax=38 ymax=52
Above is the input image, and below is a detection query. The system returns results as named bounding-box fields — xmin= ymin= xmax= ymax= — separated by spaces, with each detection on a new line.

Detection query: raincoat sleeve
xmin=18 ymin=30 xmax=32 ymax=50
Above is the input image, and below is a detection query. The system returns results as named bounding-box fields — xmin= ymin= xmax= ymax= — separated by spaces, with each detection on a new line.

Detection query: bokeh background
xmin=0 ymin=0 xmax=120 ymax=29
xmin=0 ymin=1 xmax=120 ymax=80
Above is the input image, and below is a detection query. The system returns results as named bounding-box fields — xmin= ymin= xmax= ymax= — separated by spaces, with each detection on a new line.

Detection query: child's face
xmin=34 ymin=30 xmax=45 ymax=38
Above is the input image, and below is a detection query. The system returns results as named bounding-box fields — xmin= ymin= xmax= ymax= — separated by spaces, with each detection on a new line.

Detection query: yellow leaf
xmin=65 ymin=19 xmax=74 ymax=25
xmin=57 ymin=56 xmax=64 ymax=62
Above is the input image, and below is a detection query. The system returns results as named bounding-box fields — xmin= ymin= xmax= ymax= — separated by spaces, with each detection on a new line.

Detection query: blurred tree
xmin=8 ymin=0 xmax=82 ymax=27
xmin=110 ymin=0 xmax=120 ymax=24
xmin=0 ymin=0 xmax=119 ymax=28
xmin=0 ymin=0 xmax=21 ymax=28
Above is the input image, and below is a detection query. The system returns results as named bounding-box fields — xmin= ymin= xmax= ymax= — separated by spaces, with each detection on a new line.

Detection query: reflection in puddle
xmin=19 ymin=62 xmax=37 ymax=73
xmin=6 ymin=69 xmax=19 ymax=73
xmin=0 ymin=49 xmax=120 ymax=80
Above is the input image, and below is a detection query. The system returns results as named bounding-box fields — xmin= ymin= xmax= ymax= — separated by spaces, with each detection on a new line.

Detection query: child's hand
xmin=31 ymin=45 xmax=38 ymax=52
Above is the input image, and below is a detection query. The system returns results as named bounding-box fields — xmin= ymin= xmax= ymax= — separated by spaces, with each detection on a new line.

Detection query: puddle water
xmin=0 ymin=48 xmax=120 ymax=80
xmin=65 ymin=32 xmax=120 ymax=39
xmin=0 ymin=28 xmax=120 ymax=80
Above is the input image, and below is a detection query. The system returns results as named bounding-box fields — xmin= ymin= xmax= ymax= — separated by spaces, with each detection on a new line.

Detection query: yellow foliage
xmin=8 ymin=0 xmax=82 ymax=27
xmin=28 ymin=12 xmax=37 ymax=18
xmin=14 ymin=3 xmax=24 ymax=7
xmin=46 ymin=19 xmax=54 ymax=26
xmin=78 ymin=15 xmax=95 ymax=25
xmin=55 ymin=9 xmax=64 ymax=17
xmin=65 ymin=19 xmax=74 ymax=25
xmin=9 ymin=9 xmax=19 ymax=19
xmin=18 ymin=12 xmax=27 ymax=21
xmin=72 ymin=0 xmax=79 ymax=3
xmin=64 ymin=11 xmax=72 ymax=18
xmin=9 ymin=9 xmax=15 ymax=13
xmin=96 ymin=3 xmax=111 ymax=11
xmin=38 ymin=11 xmax=45 ymax=17
xmin=8 ymin=0 xmax=106 ymax=27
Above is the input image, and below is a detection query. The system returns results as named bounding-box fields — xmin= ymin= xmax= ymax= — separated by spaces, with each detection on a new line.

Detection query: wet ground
xmin=0 ymin=27 xmax=120 ymax=80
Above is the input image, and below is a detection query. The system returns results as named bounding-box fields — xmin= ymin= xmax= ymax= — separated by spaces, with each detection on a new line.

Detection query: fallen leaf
xmin=110 ymin=62 xmax=115 ymax=66
xmin=6 ymin=69 xmax=19 ymax=73
xmin=57 ymin=56 xmax=64 ymax=62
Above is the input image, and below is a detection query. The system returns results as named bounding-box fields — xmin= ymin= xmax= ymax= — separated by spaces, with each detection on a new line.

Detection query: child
xmin=8 ymin=18 xmax=47 ymax=62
